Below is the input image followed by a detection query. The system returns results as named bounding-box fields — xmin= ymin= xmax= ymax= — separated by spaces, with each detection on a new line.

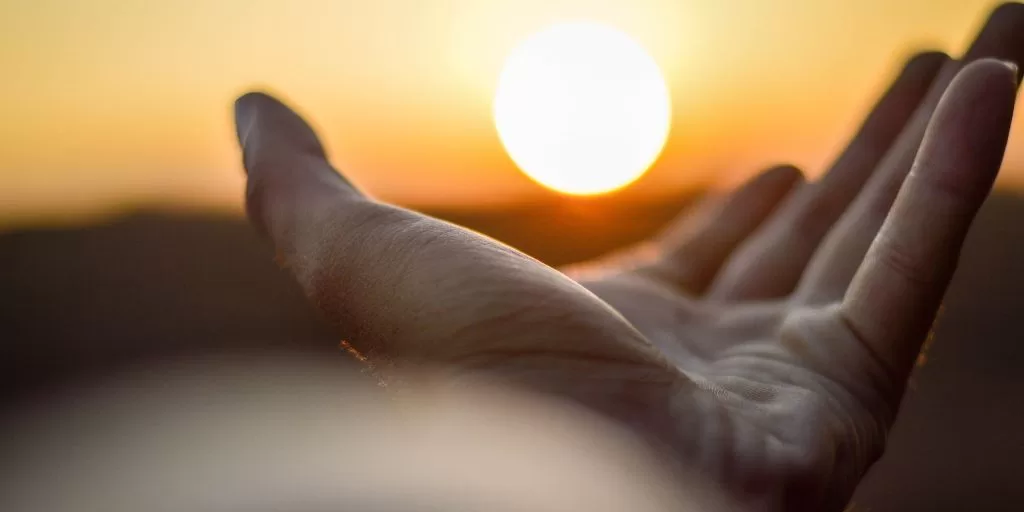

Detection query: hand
xmin=232 ymin=5 xmax=1023 ymax=511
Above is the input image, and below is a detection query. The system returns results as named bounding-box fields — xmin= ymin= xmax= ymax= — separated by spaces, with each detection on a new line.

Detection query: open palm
xmin=233 ymin=6 xmax=1023 ymax=511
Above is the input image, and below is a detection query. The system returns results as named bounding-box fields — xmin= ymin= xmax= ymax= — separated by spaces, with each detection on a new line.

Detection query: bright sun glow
xmin=493 ymin=22 xmax=672 ymax=196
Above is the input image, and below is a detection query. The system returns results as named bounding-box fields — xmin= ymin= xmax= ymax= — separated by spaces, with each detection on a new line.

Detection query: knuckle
xmin=872 ymin=234 xmax=938 ymax=287
xmin=908 ymin=159 xmax=983 ymax=210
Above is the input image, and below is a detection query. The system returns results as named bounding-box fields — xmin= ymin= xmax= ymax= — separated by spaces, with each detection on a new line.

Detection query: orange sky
xmin=1 ymin=0 xmax=1021 ymax=227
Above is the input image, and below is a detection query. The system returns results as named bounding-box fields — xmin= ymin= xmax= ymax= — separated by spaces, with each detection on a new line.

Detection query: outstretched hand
xmin=232 ymin=5 xmax=1024 ymax=511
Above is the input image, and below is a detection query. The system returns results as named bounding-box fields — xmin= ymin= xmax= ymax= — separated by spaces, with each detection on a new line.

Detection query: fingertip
xmin=965 ymin=2 xmax=1024 ymax=74
xmin=232 ymin=90 xmax=361 ymax=242
xmin=233 ymin=91 xmax=272 ymax=148
xmin=988 ymin=2 xmax=1024 ymax=26
xmin=724 ymin=164 xmax=802 ymax=200
xmin=235 ymin=90 xmax=278 ymax=109
xmin=233 ymin=90 xmax=327 ymax=173
xmin=955 ymin=57 xmax=1020 ymax=96
xmin=740 ymin=165 xmax=804 ymax=206
xmin=958 ymin=58 xmax=1020 ymax=133
xmin=762 ymin=164 xmax=805 ymax=189
xmin=772 ymin=163 xmax=803 ymax=177
xmin=917 ymin=58 xmax=1018 ymax=200
xmin=901 ymin=51 xmax=950 ymax=77
xmin=997 ymin=58 xmax=1021 ymax=86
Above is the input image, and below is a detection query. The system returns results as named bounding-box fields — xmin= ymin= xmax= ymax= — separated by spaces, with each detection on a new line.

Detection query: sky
xmin=0 ymin=0 xmax=1018 ymax=227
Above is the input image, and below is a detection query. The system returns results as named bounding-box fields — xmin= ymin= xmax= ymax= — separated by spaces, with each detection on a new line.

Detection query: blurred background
xmin=2 ymin=1 xmax=1023 ymax=510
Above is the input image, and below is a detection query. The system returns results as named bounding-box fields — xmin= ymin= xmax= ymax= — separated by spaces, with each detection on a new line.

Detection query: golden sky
xmin=0 ymin=0 xmax=1019 ymax=226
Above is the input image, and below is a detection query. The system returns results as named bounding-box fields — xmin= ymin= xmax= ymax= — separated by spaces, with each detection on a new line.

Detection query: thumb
xmin=233 ymin=92 xmax=660 ymax=370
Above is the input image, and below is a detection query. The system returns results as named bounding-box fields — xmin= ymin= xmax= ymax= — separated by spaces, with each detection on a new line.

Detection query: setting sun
xmin=493 ymin=22 xmax=672 ymax=196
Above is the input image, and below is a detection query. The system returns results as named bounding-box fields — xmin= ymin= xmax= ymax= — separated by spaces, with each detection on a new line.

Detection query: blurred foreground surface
xmin=1 ymin=192 xmax=1023 ymax=510
xmin=2 ymin=358 xmax=737 ymax=512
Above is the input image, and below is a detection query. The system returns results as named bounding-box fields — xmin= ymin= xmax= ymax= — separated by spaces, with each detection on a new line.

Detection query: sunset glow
xmin=0 ymin=0 xmax=1018 ymax=227
xmin=494 ymin=22 xmax=671 ymax=195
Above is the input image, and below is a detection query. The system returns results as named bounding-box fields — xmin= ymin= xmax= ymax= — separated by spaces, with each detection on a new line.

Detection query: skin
xmin=232 ymin=4 xmax=1024 ymax=510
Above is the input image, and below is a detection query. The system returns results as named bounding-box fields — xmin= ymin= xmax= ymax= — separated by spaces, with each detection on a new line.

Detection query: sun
xmin=493 ymin=22 xmax=672 ymax=196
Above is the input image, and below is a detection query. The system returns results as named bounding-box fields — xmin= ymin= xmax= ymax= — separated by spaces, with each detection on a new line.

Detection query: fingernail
xmin=234 ymin=93 xmax=263 ymax=148
xmin=998 ymin=59 xmax=1020 ymax=88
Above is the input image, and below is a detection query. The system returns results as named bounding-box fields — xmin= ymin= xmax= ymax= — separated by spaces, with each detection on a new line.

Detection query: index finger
xmin=797 ymin=3 xmax=1024 ymax=302
xmin=841 ymin=59 xmax=1019 ymax=375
